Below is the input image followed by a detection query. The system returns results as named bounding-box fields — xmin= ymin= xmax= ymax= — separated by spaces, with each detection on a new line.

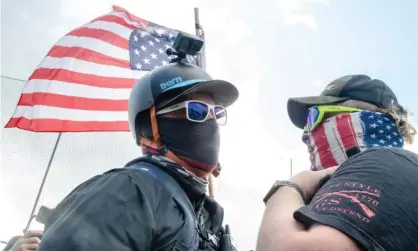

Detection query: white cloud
xmin=279 ymin=0 xmax=305 ymax=13
xmin=312 ymin=80 xmax=323 ymax=87
xmin=282 ymin=13 xmax=318 ymax=30
xmin=309 ymin=0 xmax=329 ymax=3
xmin=219 ymin=20 xmax=252 ymax=47
xmin=0 ymin=189 xmax=21 ymax=239
xmin=58 ymin=0 xmax=112 ymax=20
xmin=278 ymin=0 xmax=329 ymax=30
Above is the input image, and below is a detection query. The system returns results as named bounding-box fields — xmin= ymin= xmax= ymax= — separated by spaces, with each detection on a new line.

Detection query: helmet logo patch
xmin=160 ymin=77 xmax=183 ymax=91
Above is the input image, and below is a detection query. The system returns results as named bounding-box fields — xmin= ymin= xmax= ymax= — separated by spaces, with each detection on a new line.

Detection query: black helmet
xmin=128 ymin=61 xmax=239 ymax=144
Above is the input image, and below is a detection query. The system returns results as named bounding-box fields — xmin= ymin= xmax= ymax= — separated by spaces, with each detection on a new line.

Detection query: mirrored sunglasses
xmin=305 ymin=105 xmax=362 ymax=132
xmin=156 ymin=100 xmax=227 ymax=125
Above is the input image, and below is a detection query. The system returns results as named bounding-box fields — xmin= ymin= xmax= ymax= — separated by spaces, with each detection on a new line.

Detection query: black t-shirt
xmin=294 ymin=147 xmax=418 ymax=251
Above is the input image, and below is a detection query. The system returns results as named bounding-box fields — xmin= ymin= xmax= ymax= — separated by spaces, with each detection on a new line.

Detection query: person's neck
xmin=145 ymin=154 xmax=209 ymax=187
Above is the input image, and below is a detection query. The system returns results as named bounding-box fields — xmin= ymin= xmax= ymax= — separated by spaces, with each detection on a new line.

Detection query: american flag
xmin=5 ymin=5 xmax=199 ymax=132
xmin=303 ymin=110 xmax=403 ymax=170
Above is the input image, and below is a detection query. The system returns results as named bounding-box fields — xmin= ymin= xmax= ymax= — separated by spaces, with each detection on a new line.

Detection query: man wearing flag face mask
xmin=38 ymin=61 xmax=239 ymax=251
xmin=288 ymin=74 xmax=416 ymax=170
xmin=257 ymin=75 xmax=418 ymax=251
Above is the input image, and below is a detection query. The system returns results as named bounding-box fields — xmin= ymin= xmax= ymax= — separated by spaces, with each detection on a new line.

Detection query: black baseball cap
xmin=287 ymin=75 xmax=402 ymax=129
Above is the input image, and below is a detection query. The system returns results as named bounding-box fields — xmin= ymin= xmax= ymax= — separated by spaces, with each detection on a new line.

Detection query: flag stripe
xmin=47 ymin=46 xmax=130 ymax=69
xmin=93 ymin=14 xmax=138 ymax=30
xmin=312 ymin=121 xmax=339 ymax=167
xmin=335 ymin=114 xmax=358 ymax=150
xmin=67 ymin=28 xmax=129 ymax=50
xmin=324 ymin=117 xmax=347 ymax=164
xmin=111 ymin=6 xmax=150 ymax=28
xmin=81 ymin=20 xmax=133 ymax=40
xmin=350 ymin=112 xmax=365 ymax=149
xmin=11 ymin=105 xmax=127 ymax=121
xmin=55 ymin=36 xmax=129 ymax=59
xmin=5 ymin=118 xmax=129 ymax=132
xmin=18 ymin=93 xmax=128 ymax=111
xmin=30 ymin=68 xmax=139 ymax=89
xmin=308 ymin=133 xmax=323 ymax=170
xmin=23 ymin=79 xmax=131 ymax=100
xmin=92 ymin=11 xmax=148 ymax=31
xmin=37 ymin=57 xmax=142 ymax=79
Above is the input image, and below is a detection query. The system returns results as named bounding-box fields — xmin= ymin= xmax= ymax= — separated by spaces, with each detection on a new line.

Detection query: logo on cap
xmin=324 ymin=83 xmax=340 ymax=91
xmin=160 ymin=77 xmax=183 ymax=90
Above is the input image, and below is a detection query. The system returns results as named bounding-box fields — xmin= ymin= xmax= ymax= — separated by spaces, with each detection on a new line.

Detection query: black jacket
xmin=38 ymin=156 xmax=225 ymax=250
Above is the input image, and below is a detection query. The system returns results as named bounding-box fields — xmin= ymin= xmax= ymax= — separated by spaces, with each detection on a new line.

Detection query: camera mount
xmin=166 ymin=31 xmax=204 ymax=63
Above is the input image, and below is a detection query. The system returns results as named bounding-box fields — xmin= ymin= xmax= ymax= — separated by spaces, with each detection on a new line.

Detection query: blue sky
xmin=1 ymin=0 xmax=418 ymax=249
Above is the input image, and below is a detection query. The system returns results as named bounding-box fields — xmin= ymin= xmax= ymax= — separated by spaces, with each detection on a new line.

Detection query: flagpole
xmin=194 ymin=7 xmax=203 ymax=68
xmin=23 ymin=132 xmax=62 ymax=232
xmin=194 ymin=7 xmax=215 ymax=198
xmin=290 ymin=158 xmax=293 ymax=178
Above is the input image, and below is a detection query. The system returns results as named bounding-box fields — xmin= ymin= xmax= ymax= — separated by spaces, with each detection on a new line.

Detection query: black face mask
xmin=157 ymin=117 xmax=220 ymax=173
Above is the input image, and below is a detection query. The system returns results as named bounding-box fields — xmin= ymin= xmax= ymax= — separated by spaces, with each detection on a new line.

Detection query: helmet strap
xmin=149 ymin=105 xmax=160 ymax=143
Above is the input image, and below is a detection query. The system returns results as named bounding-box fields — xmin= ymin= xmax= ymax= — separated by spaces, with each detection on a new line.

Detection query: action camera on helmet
xmin=166 ymin=31 xmax=204 ymax=63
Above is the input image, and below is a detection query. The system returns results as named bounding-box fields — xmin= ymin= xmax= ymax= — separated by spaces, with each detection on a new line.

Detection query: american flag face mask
xmin=302 ymin=110 xmax=404 ymax=170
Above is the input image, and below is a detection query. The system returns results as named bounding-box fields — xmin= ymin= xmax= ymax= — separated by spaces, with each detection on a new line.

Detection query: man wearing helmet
xmin=37 ymin=61 xmax=239 ymax=251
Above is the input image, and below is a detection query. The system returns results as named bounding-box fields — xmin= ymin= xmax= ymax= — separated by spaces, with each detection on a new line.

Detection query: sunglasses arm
xmin=156 ymin=103 xmax=186 ymax=115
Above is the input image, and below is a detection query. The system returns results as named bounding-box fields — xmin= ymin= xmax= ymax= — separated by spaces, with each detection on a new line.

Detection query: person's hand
xmin=10 ymin=230 xmax=43 ymax=251
xmin=291 ymin=167 xmax=338 ymax=201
